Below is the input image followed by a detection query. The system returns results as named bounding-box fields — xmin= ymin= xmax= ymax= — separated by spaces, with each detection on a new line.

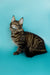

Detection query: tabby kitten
xmin=10 ymin=16 xmax=47 ymax=57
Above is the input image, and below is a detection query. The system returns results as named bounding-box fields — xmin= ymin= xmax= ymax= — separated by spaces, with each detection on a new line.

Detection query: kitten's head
xmin=10 ymin=16 xmax=24 ymax=32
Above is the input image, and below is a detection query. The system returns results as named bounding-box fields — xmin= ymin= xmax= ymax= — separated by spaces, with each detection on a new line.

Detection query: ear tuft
xmin=19 ymin=17 xmax=23 ymax=25
xmin=11 ymin=16 xmax=15 ymax=22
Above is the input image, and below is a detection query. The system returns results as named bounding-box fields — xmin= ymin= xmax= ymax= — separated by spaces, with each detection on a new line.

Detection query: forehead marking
xmin=12 ymin=22 xmax=19 ymax=25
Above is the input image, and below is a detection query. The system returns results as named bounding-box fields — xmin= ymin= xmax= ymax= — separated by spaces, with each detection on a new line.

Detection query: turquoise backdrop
xmin=0 ymin=0 xmax=50 ymax=75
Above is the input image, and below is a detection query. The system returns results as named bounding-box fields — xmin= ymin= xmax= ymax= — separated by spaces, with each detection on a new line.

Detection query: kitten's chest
xmin=11 ymin=32 xmax=25 ymax=45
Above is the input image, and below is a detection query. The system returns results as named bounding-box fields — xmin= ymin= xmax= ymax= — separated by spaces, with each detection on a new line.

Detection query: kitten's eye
xmin=12 ymin=25 xmax=17 ymax=29
xmin=18 ymin=25 xmax=21 ymax=29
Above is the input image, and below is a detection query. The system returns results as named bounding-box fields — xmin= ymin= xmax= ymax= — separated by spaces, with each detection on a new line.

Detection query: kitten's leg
xmin=13 ymin=47 xmax=23 ymax=55
xmin=34 ymin=49 xmax=47 ymax=54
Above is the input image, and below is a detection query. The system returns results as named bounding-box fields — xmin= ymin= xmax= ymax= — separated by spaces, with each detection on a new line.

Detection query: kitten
xmin=10 ymin=16 xmax=47 ymax=57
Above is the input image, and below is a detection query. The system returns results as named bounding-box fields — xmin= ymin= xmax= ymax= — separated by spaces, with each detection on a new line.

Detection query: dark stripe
xmin=32 ymin=35 xmax=34 ymax=45
xmin=15 ymin=41 xmax=18 ymax=42
xmin=11 ymin=36 xmax=16 ymax=38
xmin=14 ymin=32 xmax=20 ymax=35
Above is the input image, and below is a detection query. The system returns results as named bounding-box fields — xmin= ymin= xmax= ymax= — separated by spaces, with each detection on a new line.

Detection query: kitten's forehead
xmin=10 ymin=21 xmax=19 ymax=25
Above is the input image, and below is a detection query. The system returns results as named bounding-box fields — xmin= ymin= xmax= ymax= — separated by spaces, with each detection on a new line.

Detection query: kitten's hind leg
xmin=25 ymin=48 xmax=47 ymax=57
xmin=32 ymin=49 xmax=47 ymax=56
xmin=24 ymin=47 xmax=35 ymax=57
xmin=35 ymin=49 xmax=47 ymax=54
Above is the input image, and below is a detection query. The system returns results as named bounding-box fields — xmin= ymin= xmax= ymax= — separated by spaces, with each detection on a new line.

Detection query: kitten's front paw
xmin=13 ymin=52 xmax=19 ymax=55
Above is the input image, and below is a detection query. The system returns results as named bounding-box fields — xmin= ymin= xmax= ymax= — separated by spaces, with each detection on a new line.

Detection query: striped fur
xmin=10 ymin=16 xmax=47 ymax=57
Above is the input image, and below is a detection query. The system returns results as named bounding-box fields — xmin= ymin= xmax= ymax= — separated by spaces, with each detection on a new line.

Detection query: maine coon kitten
xmin=10 ymin=16 xmax=47 ymax=57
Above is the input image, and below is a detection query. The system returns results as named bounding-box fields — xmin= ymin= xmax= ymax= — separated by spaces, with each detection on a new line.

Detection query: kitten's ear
xmin=11 ymin=16 xmax=15 ymax=22
xmin=19 ymin=17 xmax=23 ymax=25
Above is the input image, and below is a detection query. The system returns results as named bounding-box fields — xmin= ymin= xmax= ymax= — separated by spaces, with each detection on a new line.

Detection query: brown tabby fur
xmin=10 ymin=16 xmax=47 ymax=57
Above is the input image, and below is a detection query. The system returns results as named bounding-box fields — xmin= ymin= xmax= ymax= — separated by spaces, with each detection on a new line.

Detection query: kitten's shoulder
xmin=24 ymin=31 xmax=43 ymax=40
xmin=24 ymin=31 xmax=36 ymax=36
